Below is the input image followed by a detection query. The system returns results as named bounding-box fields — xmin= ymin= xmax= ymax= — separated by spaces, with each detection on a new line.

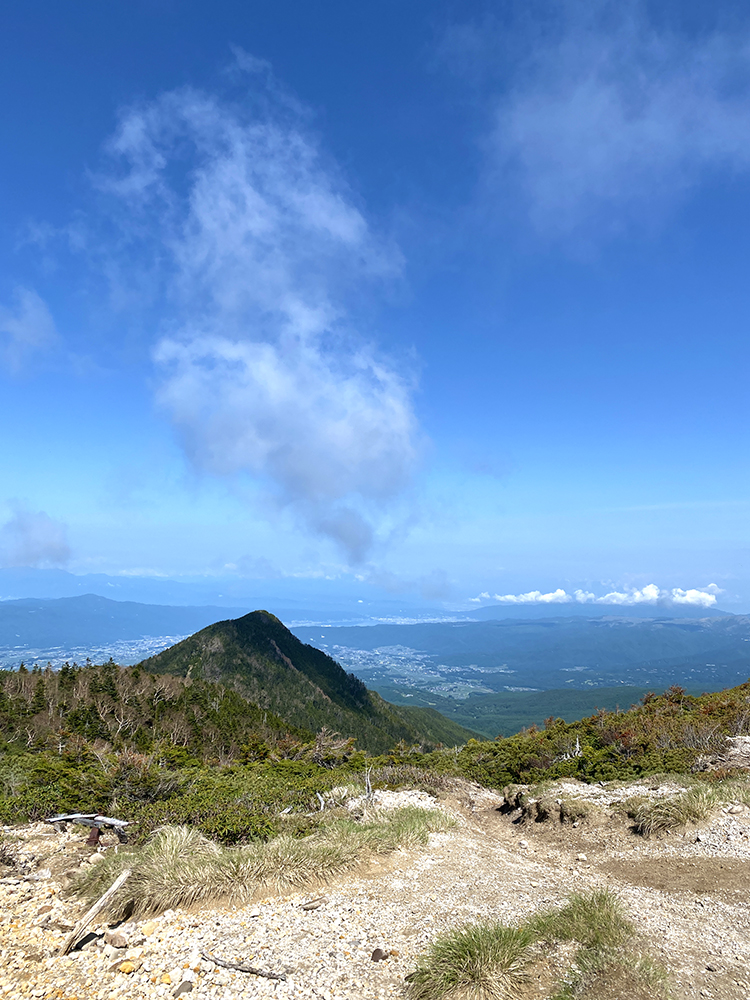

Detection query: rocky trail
xmin=1 ymin=780 xmax=749 ymax=1000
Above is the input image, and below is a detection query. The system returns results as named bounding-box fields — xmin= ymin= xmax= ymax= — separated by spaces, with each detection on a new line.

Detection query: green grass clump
xmin=557 ymin=798 xmax=599 ymax=824
xmin=550 ymin=949 xmax=670 ymax=1000
xmin=405 ymin=923 xmax=534 ymax=1000
xmin=528 ymin=889 xmax=631 ymax=952
xmin=629 ymin=776 xmax=750 ymax=836
xmin=631 ymin=785 xmax=719 ymax=837
xmin=406 ymin=891 xmax=670 ymax=1000
xmin=72 ymin=805 xmax=452 ymax=919
xmin=532 ymin=891 xmax=669 ymax=998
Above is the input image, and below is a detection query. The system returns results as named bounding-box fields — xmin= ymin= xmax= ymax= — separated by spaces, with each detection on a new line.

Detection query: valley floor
xmin=1 ymin=782 xmax=749 ymax=1000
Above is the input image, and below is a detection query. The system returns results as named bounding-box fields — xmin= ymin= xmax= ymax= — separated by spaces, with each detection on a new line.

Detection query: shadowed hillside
xmin=139 ymin=610 xmax=478 ymax=752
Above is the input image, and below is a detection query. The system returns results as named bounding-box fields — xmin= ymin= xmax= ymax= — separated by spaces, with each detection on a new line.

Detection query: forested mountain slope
xmin=139 ymin=610 xmax=477 ymax=752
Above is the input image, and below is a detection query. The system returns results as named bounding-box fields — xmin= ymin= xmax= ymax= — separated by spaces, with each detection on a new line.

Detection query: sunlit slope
xmin=139 ymin=610 xmax=478 ymax=753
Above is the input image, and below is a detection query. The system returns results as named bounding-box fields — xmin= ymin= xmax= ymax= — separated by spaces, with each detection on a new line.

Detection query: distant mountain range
xmin=0 ymin=593 xmax=250 ymax=648
xmin=0 ymin=567 xmax=459 ymax=622
xmin=2 ymin=593 xmax=749 ymax=737
xmin=0 ymin=592 xmax=733 ymax=654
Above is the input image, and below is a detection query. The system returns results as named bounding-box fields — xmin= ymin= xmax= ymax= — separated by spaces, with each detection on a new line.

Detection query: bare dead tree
xmin=113 ymin=707 xmax=134 ymax=736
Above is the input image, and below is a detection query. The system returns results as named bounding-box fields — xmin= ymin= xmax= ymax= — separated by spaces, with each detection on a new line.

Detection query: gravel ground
xmin=1 ymin=779 xmax=749 ymax=1000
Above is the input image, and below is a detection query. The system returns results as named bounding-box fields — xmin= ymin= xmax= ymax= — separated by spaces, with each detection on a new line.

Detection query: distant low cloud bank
xmin=471 ymin=583 xmax=721 ymax=609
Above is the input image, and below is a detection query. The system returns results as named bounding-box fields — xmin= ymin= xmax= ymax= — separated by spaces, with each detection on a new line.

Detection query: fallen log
xmin=200 ymin=951 xmax=287 ymax=981
xmin=61 ymin=868 xmax=132 ymax=955
xmin=44 ymin=813 xmax=130 ymax=843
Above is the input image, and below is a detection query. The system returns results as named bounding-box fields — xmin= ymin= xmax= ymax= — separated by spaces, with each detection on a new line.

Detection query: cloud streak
xmin=97 ymin=68 xmax=418 ymax=562
xmin=472 ymin=583 xmax=721 ymax=608
xmin=0 ymin=505 xmax=71 ymax=568
xmin=0 ymin=287 xmax=57 ymax=373
xmin=462 ymin=2 xmax=750 ymax=238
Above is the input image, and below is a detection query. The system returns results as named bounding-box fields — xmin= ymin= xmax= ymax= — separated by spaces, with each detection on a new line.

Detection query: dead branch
xmin=61 ymin=868 xmax=132 ymax=955
xmin=200 ymin=952 xmax=287 ymax=981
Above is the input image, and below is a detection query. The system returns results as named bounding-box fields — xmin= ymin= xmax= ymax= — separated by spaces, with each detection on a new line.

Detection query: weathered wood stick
xmin=200 ymin=951 xmax=287 ymax=981
xmin=61 ymin=868 xmax=132 ymax=955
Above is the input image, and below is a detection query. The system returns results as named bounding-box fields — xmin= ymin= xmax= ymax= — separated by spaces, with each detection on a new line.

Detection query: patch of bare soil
xmin=599 ymin=855 xmax=750 ymax=902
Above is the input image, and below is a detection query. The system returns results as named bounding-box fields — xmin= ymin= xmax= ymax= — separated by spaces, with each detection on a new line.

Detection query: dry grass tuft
xmin=632 ymin=786 xmax=719 ymax=837
xmin=72 ymin=806 xmax=452 ymax=920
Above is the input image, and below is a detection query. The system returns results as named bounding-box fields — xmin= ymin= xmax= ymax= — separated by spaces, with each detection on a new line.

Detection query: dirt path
xmin=1 ymin=785 xmax=749 ymax=999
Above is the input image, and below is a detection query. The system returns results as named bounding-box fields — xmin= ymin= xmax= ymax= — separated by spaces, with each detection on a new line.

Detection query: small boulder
xmin=301 ymin=896 xmax=327 ymax=911
xmin=104 ymin=931 xmax=128 ymax=949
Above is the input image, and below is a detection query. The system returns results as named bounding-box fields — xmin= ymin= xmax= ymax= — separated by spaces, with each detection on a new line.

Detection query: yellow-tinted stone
xmin=160 ymin=974 xmax=172 ymax=985
xmin=118 ymin=961 xmax=136 ymax=974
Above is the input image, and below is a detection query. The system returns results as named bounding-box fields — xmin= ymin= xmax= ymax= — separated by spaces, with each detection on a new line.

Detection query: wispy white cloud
xmin=471 ymin=582 xmax=721 ymax=608
xmin=155 ymin=335 xmax=417 ymax=562
xmin=0 ymin=287 xmax=57 ymax=373
xmin=0 ymin=504 xmax=71 ymax=568
xmin=459 ymin=2 xmax=750 ymax=238
xmin=96 ymin=64 xmax=419 ymax=563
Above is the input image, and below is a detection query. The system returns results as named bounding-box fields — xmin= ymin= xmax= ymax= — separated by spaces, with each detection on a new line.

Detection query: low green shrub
xmin=0 ymin=749 xmax=376 ymax=843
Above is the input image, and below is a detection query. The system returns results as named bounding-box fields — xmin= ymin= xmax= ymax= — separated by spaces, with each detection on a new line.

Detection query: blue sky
xmin=2 ymin=0 xmax=750 ymax=612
